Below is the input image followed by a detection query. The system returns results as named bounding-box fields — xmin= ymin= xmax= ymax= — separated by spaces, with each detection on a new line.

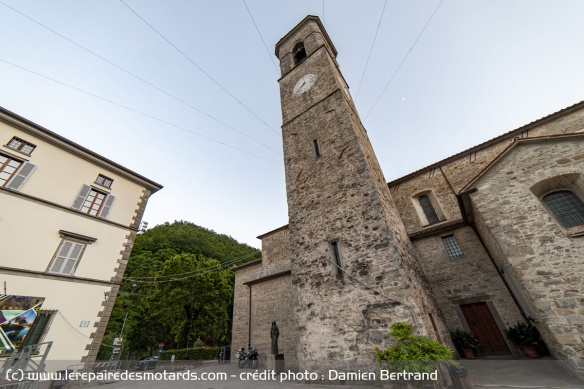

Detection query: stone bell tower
xmin=275 ymin=16 xmax=447 ymax=372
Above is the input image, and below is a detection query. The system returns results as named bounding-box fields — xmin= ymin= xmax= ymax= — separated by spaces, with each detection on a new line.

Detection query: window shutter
xmin=49 ymin=241 xmax=72 ymax=273
xmin=5 ymin=162 xmax=36 ymax=191
xmin=98 ymin=194 xmax=116 ymax=219
xmin=72 ymin=185 xmax=91 ymax=210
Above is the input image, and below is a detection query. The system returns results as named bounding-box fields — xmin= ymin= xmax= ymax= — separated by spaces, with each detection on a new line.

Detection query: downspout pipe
xmin=456 ymin=192 xmax=530 ymax=323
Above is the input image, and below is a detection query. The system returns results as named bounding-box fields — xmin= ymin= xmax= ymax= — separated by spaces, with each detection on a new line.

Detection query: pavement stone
xmin=101 ymin=359 xmax=584 ymax=389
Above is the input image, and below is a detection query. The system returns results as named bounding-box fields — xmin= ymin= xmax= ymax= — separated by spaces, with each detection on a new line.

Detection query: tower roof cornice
xmin=274 ymin=15 xmax=337 ymax=58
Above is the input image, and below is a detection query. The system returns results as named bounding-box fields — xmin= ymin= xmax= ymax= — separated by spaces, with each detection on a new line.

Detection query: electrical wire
xmin=0 ymin=1 xmax=281 ymax=155
xmin=57 ymin=311 xmax=91 ymax=340
xmin=0 ymin=57 xmax=282 ymax=166
xmin=242 ymin=0 xmax=279 ymax=73
xmin=355 ymin=0 xmax=389 ymax=100
xmin=119 ymin=0 xmax=280 ymax=137
xmin=292 ymin=227 xmax=419 ymax=329
xmin=364 ymin=0 xmax=444 ymax=120
xmin=124 ymin=251 xmax=260 ymax=280
xmin=122 ymin=253 xmax=259 ymax=284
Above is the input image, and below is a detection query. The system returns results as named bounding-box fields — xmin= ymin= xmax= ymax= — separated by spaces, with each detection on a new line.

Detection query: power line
xmin=0 ymin=1 xmax=281 ymax=155
xmin=123 ymin=252 xmax=260 ymax=284
xmin=125 ymin=251 xmax=260 ymax=280
xmin=364 ymin=0 xmax=444 ymax=120
xmin=0 ymin=58 xmax=282 ymax=166
xmin=355 ymin=0 xmax=389 ymax=100
xmin=242 ymin=0 xmax=279 ymax=73
xmin=119 ymin=0 xmax=280 ymax=137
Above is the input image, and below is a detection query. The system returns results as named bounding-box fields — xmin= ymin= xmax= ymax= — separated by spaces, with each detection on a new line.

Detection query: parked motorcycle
xmin=237 ymin=346 xmax=258 ymax=369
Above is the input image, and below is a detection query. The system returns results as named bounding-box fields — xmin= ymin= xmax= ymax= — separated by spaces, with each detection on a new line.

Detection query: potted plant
xmin=503 ymin=322 xmax=542 ymax=358
xmin=449 ymin=329 xmax=479 ymax=359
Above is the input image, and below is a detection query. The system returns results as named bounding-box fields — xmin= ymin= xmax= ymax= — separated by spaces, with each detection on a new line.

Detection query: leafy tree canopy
xmin=97 ymin=221 xmax=260 ymax=360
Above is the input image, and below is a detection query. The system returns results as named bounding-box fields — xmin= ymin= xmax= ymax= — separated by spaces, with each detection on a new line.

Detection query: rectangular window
xmin=331 ymin=241 xmax=343 ymax=276
xmin=81 ymin=189 xmax=107 ymax=216
xmin=48 ymin=240 xmax=86 ymax=275
xmin=313 ymin=139 xmax=321 ymax=157
xmin=442 ymin=235 xmax=464 ymax=259
xmin=95 ymin=174 xmax=114 ymax=189
xmin=0 ymin=152 xmax=36 ymax=191
xmin=0 ymin=153 xmax=23 ymax=187
xmin=72 ymin=184 xmax=116 ymax=218
xmin=6 ymin=137 xmax=36 ymax=156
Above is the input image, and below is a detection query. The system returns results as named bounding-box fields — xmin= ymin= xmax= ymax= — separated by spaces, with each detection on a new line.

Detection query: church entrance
xmin=460 ymin=302 xmax=511 ymax=356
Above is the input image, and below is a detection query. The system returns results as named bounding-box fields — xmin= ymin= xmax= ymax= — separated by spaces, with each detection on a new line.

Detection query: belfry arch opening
xmin=293 ymin=42 xmax=307 ymax=64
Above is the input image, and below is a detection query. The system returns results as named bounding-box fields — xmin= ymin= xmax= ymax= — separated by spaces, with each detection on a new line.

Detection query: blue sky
xmin=1 ymin=1 xmax=583 ymax=248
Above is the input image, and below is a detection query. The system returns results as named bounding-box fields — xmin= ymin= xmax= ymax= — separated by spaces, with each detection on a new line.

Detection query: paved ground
xmin=101 ymin=359 xmax=583 ymax=389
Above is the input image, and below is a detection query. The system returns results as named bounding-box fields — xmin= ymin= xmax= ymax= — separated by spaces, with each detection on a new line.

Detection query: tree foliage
xmin=375 ymin=322 xmax=454 ymax=375
xmin=97 ymin=221 xmax=260 ymax=360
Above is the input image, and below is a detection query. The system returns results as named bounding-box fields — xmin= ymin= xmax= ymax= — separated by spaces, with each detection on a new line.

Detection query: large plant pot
xmin=522 ymin=345 xmax=540 ymax=358
xmin=462 ymin=348 xmax=476 ymax=359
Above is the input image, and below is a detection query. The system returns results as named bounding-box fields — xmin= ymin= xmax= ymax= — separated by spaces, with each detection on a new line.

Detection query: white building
xmin=0 ymin=106 xmax=162 ymax=364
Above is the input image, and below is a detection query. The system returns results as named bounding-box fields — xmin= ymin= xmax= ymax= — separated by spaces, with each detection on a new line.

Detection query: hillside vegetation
xmin=97 ymin=221 xmax=260 ymax=360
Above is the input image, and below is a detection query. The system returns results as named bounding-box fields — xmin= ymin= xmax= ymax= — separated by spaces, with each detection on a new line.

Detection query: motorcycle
xmin=237 ymin=346 xmax=258 ymax=369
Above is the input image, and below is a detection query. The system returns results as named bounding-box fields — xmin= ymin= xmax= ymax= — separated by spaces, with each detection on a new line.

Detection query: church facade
xmin=232 ymin=16 xmax=584 ymax=380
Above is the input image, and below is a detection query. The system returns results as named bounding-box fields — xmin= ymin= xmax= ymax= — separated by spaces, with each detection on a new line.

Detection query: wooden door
xmin=460 ymin=302 xmax=511 ymax=356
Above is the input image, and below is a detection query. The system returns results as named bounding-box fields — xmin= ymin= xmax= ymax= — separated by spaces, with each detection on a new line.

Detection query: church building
xmin=232 ymin=16 xmax=584 ymax=381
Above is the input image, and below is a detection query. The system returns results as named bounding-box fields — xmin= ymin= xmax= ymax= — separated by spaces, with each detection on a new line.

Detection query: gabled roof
xmin=388 ymin=101 xmax=584 ymax=187
xmin=459 ymin=133 xmax=584 ymax=193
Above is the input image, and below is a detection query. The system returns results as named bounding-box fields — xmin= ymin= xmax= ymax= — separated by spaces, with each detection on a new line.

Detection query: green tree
xmin=97 ymin=221 xmax=259 ymax=360
xmin=156 ymin=253 xmax=234 ymax=348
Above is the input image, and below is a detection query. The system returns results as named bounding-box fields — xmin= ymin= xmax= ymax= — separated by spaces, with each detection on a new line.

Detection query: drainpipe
xmin=456 ymin=193 xmax=530 ymax=323
xmin=248 ymin=285 xmax=252 ymax=348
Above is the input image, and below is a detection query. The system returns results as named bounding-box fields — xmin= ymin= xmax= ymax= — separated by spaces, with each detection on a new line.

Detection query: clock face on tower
xmin=293 ymin=74 xmax=317 ymax=95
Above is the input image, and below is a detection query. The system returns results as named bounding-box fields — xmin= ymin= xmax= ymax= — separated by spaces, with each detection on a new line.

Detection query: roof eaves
xmin=388 ymin=101 xmax=584 ymax=187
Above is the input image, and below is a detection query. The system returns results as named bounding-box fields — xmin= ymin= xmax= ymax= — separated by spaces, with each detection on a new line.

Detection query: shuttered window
xmin=419 ymin=195 xmax=440 ymax=225
xmin=71 ymin=184 xmax=115 ymax=219
xmin=543 ymin=190 xmax=584 ymax=228
xmin=48 ymin=240 xmax=86 ymax=275
xmin=0 ymin=153 xmax=22 ymax=187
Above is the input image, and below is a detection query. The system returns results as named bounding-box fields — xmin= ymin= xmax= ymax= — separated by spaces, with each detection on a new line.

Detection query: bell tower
xmin=275 ymin=16 xmax=447 ymax=372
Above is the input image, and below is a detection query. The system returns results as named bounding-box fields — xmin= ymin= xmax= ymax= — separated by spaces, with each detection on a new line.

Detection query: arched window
xmin=542 ymin=190 xmax=584 ymax=228
xmin=293 ymin=42 xmax=307 ymax=64
xmin=419 ymin=195 xmax=440 ymax=225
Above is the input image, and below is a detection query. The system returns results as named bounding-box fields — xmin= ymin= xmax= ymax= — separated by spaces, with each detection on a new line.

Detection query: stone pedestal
xmin=265 ymin=354 xmax=285 ymax=374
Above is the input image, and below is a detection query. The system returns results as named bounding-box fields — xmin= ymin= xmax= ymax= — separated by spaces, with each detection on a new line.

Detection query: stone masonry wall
xmin=232 ymin=262 xmax=260 ymax=360
xmin=468 ymin=137 xmax=584 ymax=379
xmin=232 ymin=227 xmax=297 ymax=366
xmin=390 ymin=104 xmax=584 ymax=236
xmin=412 ymin=226 xmax=524 ymax=342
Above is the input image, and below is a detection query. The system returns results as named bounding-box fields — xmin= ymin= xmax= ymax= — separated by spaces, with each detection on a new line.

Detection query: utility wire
xmin=242 ymin=0 xmax=279 ymax=73
xmin=355 ymin=0 xmax=389 ymax=100
xmin=0 ymin=1 xmax=281 ymax=155
xmin=57 ymin=311 xmax=91 ymax=340
xmin=364 ymin=0 xmax=444 ymax=120
xmin=119 ymin=0 xmax=280 ymax=137
xmin=292 ymin=228 xmax=419 ymax=329
xmin=123 ymin=253 xmax=259 ymax=284
xmin=125 ymin=251 xmax=261 ymax=280
xmin=0 ymin=58 xmax=282 ymax=166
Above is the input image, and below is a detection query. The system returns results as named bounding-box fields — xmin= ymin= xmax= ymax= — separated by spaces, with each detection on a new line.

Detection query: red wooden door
xmin=460 ymin=302 xmax=511 ymax=356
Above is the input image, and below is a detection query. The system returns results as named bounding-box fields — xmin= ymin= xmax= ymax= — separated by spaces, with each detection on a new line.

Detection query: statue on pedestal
xmin=270 ymin=321 xmax=279 ymax=355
